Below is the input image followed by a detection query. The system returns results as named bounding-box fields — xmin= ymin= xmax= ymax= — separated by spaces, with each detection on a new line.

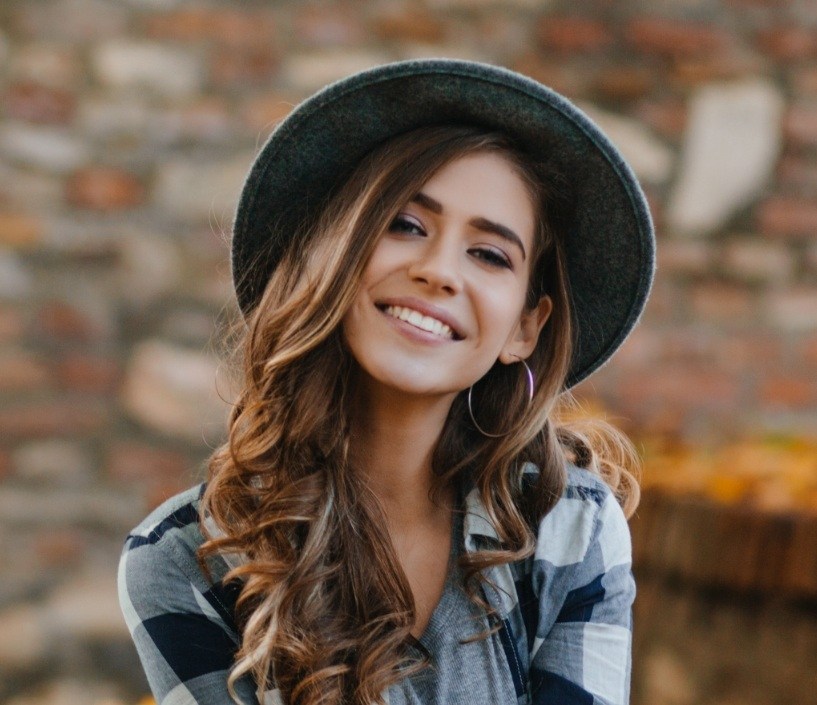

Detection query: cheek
xmin=475 ymin=285 xmax=527 ymax=339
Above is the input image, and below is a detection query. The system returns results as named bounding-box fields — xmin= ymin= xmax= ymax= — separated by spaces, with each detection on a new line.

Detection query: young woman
xmin=119 ymin=60 xmax=654 ymax=705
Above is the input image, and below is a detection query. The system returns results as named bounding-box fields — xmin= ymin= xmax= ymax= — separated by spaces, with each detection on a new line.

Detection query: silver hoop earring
xmin=467 ymin=355 xmax=535 ymax=438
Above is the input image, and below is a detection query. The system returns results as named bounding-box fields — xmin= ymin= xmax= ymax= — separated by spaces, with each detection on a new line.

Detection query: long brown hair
xmin=199 ymin=125 xmax=640 ymax=705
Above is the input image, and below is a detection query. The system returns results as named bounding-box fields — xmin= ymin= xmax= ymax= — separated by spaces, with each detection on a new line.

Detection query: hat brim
xmin=232 ymin=59 xmax=655 ymax=388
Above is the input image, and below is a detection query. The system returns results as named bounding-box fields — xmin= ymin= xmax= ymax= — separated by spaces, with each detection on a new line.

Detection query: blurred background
xmin=1 ymin=0 xmax=816 ymax=703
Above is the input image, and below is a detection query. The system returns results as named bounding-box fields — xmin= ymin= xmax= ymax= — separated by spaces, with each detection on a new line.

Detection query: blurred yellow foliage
xmin=557 ymin=398 xmax=817 ymax=514
xmin=639 ymin=435 xmax=817 ymax=514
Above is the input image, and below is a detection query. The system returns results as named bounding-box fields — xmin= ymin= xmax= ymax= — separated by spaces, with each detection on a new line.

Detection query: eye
xmin=388 ymin=214 xmax=425 ymax=236
xmin=470 ymin=247 xmax=512 ymax=269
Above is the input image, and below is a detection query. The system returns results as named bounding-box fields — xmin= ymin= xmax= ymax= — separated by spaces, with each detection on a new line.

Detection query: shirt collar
xmin=463 ymin=485 xmax=501 ymax=553
xmin=462 ymin=462 xmax=540 ymax=552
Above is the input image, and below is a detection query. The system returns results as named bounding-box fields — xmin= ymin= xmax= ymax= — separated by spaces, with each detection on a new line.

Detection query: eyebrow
xmin=411 ymin=192 xmax=527 ymax=261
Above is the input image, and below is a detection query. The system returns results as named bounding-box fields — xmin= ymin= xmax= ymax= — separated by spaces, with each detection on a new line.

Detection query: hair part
xmin=199 ymin=124 xmax=640 ymax=705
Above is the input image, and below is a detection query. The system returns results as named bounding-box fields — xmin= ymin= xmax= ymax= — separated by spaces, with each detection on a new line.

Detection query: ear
xmin=498 ymin=295 xmax=553 ymax=364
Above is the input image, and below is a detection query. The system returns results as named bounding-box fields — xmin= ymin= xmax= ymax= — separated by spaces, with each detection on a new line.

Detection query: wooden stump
xmin=631 ymin=490 xmax=817 ymax=598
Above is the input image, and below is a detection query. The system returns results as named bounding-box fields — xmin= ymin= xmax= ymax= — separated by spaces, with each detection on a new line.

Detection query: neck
xmin=349 ymin=379 xmax=457 ymax=527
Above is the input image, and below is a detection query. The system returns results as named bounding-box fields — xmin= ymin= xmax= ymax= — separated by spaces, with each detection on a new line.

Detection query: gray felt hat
xmin=232 ymin=59 xmax=655 ymax=388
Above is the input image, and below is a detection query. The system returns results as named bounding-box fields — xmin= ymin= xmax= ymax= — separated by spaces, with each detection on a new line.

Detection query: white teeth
xmin=383 ymin=305 xmax=455 ymax=339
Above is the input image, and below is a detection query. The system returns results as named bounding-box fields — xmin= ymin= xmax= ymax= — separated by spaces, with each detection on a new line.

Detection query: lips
xmin=382 ymin=304 xmax=456 ymax=339
xmin=375 ymin=297 xmax=465 ymax=340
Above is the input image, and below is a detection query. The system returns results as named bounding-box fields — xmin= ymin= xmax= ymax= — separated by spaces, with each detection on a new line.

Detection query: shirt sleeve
xmin=118 ymin=534 xmax=260 ymax=705
xmin=528 ymin=488 xmax=636 ymax=705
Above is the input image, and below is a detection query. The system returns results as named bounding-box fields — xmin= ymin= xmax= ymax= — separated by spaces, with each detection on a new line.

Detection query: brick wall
xmin=1 ymin=0 xmax=815 ymax=703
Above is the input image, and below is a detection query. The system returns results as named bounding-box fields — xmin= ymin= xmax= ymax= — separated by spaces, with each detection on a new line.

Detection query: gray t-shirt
xmin=388 ymin=510 xmax=517 ymax=705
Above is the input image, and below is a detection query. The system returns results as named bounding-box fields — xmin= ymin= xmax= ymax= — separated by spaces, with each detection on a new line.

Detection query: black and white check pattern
xmin=119 ymin=464 xmax=634 ymax=705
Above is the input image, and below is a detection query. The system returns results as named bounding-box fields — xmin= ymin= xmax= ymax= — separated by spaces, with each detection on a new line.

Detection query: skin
xmin=342 ymin=151 xmax=553 ymax=637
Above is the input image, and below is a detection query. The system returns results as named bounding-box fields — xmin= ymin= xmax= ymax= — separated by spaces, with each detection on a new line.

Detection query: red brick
xmin=606 ymin=326 xmax=661 ymax=369
xmin=536 ymin=16 xmax=613 ymax=53
xmin=0 ymin=350 xmax=51 ymax=391
xmin=618 ymin=365 xmax=742 ymax=416
xmin=671 ymin=53 xmax=764 ymax=86
xmin=594 ymin=66 xmax=655 ymax=101
xmin=792 ymin=67 xmax=817 ymax=95
xmin=0 ymin=400 xmax=109 ymax=438
xmin=144 ymin=9 xmax=276 ymax=47
xmin=633 ymin=99 xmax=688 ymax=138
xmin=106 ymin=441 xmax=189 ymax=483
xmin=657 ymin=240 xmax=713 ymax=275
xmin=210 ymin=48 xmax=279 ymax=88
xmin=294 ymin=5 xmax=365 ymax=46
xmin=799 ymin=336 xmax=817 ymax=366
xmin=65 ymin=167 xmax=145 ymax=212
xmin=0 ymin=212 xmax=43 ymax=248
xmin=690 ymin=283 xmax=754 ymax=323
xmin=0 ymin=307 xmax=24 ymax=344
xmin=372 ymin=9 xmax=445 ymax=43
xmin=639 ymin=280 xmax=685 ymax=324
xmin=722 ymin=334 xmax=783 ymax=369
xmin=4 ymin=82 xmax=76 ymax=124
xmin=55 ymin=354 xmax=120 ymax=393
xmin=721 ymin=239 xmax=794 ymax=282
xmin=760 ymin=375 xmax=817 ymax=408
xmin=783 ymin=103 xmax=817 ymax=145
xmin=776 ymin=154 xmax=817 ymax=191
xmin=146 ymin=477 xmax=192 ymax=510
xmin=756 ymin=27 xmax=817 ymax=60
xmin=808 ymin=243 xmax=817 ymax=270
xmin=766 ymin=288 xmax=817 ymax=330
xmin=33 ymin=529 xmax=84 ymax=568
xmin=240 ymin=94 xmax=297 ymax=134
xmin=156 ymin=99 xmax=232 ymax=143
xmin=757 ymin=197 xmax=817 ymax=239
xmin=511 ymin=53 xmax=594 ymax=97
xmin=725 ymin=0 xmax=789 ymax=5
xmin=36 ymin=301 xmax=100 ymax=343
xmin=625 ymin=18 xmax=732 ymax=58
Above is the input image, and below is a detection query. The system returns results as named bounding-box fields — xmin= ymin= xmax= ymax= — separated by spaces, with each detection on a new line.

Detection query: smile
xmin=381 ymin=305 xmax=457 ymax=340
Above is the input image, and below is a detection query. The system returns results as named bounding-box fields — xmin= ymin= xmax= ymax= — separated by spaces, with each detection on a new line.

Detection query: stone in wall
xmin=578 ymin=104 xmax=674 ymax=184
xmin=427 ymin=0 xmax=548 ymax=9
xmin=77 ymin=97 xmax=151 ymax=142
xmin=46 ymin=567 xmax=129 ymax=642
xmin=0 ymin=122 xmax=89 ymax=174
xmin=5 ymin=680 xmax=125 ymax=705
xmin=7 ymin=42 xmax=83 ymax=89
xmin=0 ymin=165 xmax=64 ymax=211
xmin=0 ymin=348 xmax=49 ymax=392
xmin=12 ymin=440 xmax=94 ymax=487
xmin=66 ymin=167 xmax=146 ymax=212
xmin=116 ymin=230 xmax=184 ymax=307
xmin=0 ymin=252 xmax=33 ymax=299
xmin=153 ymin=154 xmax=253 ymax=223
xmin=0 ymin=30 xmax=8 ymax=68
xmin=765 ymin=288 xmax=817 ymax=331
xmin=667 ymin=80 xmax=784 ymax=236
xmin=121 ymin=339 xmax=229 ymax=442
xmin=721 ymin=239 xmax=794 ymax=283
xmin=280 ymin=51 xmax=392 ymax=91
xmin=0 ymin=487 xmax=142 ymax=530
xmin=93 ymin=40 xmax=204 ymax=98
xmin=13 ymin=0 xmax=128 ymax=41
xmin=0 ymin=604 xmax=47 ymax=671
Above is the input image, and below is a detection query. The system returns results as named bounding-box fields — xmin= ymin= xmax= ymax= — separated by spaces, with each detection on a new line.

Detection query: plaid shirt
xmin=118 ymin=464 xmax=635 ymax=705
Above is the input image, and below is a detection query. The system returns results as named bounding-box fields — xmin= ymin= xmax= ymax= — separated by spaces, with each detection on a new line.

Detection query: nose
xmin=406 ymin=236 xmax=463 ymax=295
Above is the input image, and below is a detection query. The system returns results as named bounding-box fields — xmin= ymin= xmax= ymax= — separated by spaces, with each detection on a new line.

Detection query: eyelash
xmin=388 ymin=215 xmax=513 ymax=270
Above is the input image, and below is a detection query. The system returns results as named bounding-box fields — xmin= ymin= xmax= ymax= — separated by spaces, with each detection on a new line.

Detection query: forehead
xmin=419 ymin=151 xmax=537 ymax=241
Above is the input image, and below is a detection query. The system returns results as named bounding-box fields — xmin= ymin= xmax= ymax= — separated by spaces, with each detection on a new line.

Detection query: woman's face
xmin=342 ymin=150 xmax=552 ymax=400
